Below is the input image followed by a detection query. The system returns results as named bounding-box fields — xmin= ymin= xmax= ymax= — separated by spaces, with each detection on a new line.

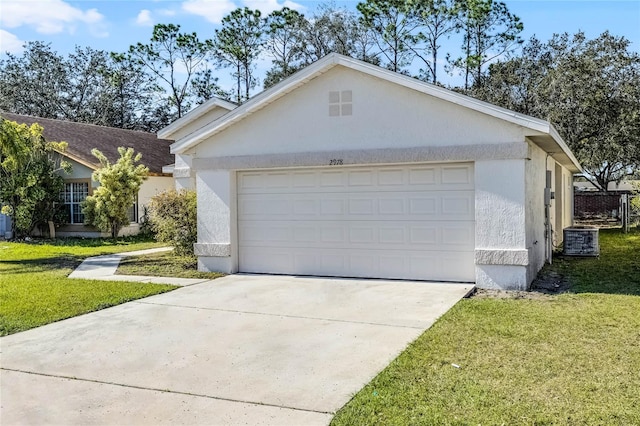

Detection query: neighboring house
xmin=1 ymin=112 xmax=174 ymax=238
xmin=573 ymin=180 xmax=638 ymax=220
xmin=160 ymin=53 xmax=582 ymax=290
xmin=574 ymin=180 xmax=638 ymax=192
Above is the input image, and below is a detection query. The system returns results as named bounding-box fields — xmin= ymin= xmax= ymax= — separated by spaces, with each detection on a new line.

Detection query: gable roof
xmin=1 ymin=112 xmax=173 ymax=175
xmin=170 ymin=53 xmax=581 ymax=173
xmin=157 ymin=97 xmax=237 ymax=140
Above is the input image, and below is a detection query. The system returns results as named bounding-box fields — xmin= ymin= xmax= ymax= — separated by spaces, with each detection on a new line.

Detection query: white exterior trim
xmin=158 ymin=97 xmax=237 ymax=140
xmin=172 ymin=167 xmax=192 ymax=178
xmin=192 ymin=143 xmax=528 ymax=171
xmin=475 ymin=249 xmax=529 ymax=266
xmin=194 ymin=243 xmax=231 ymax=257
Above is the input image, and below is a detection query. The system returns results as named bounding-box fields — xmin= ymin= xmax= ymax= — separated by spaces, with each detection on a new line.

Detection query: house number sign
xmin=329 ymin=159 xmax=344 ymax=165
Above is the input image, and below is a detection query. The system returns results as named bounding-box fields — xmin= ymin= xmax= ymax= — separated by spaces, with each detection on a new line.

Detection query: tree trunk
xmin=432 ymin=48 xmax=437 ymax=84
xmin=237 ymin=64 xmax=242 ymax=104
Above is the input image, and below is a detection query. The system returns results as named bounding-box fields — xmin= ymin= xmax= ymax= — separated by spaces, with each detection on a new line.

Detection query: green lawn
xmin=0 ymin=237 xmax=177 ymax=336
xmin=550 ymin=228 xmax=640 ymax=295
xmin=3 ymin=230 xmax=639 ymax=423
xmin=116 ymin=250 xmax=225 ymax=279
xmin=332 ymin=227 xmax=640 ymax=425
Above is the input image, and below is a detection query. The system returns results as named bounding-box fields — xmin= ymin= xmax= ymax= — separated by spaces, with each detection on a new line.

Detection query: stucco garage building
xmin=161 ymin=54 xmax=581 ymax=290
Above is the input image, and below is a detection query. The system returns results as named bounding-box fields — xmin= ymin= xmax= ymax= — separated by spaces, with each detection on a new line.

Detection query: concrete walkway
xmin=68 ymin=247 xmax=211 ymax=286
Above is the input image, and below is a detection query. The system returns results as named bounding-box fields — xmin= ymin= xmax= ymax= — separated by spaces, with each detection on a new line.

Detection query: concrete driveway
xmin=1 ymin=274 xmax=473 ymax=425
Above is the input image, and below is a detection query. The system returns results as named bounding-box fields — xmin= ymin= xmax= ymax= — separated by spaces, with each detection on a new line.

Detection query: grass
xmin=116 ymin=250 xmax=225 ymax=279
xmin=550 ymin=228 xmax=640 ymax=295
xmin=332 ymin=227 xmax=640 ymax=425
xmin=0 ymin=237 xmax=177 ymax=336
xmin=3 ymin=229 xmax=639 ymax=422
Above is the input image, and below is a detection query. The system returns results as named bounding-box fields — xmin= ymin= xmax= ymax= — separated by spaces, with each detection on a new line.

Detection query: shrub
xmin=148 ymin=189 xmax=196 ymax=256
xmin=82 ymin=147 xmax=148 ymax=239
xmin=138 ymin=206 xmax=154 ymax=237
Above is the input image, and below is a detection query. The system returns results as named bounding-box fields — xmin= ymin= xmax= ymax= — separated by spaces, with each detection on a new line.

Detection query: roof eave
xmin=545 ymin=124 xmax=583 ymax=173
xmin=158 ymin=97 xmax=238 ymax=140
xmin=58 ymin=150 xmax=99 ymax=171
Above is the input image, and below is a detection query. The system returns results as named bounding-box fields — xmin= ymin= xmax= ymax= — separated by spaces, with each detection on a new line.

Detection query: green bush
xmin=148 ymin=189 xmax=196 ymax=256
xmin=632 ymin=183 xmax=640 ymax=226
xmin=138 ymin=206 xmax=154 ymax=237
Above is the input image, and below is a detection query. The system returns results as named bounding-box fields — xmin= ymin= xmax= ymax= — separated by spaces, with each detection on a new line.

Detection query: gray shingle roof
xmin=1 ymin=112 xmax=173 ymax=175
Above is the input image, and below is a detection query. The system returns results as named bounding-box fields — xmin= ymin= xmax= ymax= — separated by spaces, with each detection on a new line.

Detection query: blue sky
xmin=0 ymin=0 xmax=638 ymax=88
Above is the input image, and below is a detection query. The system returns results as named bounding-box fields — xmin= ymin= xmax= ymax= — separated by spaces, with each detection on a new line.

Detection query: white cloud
xmin=242 ymin=0 xmax=305 ymax=15
xmin=0 ymin=30 xmax=25 ymax=54
xmin=181 ymin=0 xmax=304 ymax=24
xmin=0 ymin=0 xmax=105 ymax=35
xmin=136 ymin=9 xmax=154 ymax=27
xmin=182 ymin=0 xmax=237 ymax=24
xmin=159 ymin=9 xmax=177 ymax=17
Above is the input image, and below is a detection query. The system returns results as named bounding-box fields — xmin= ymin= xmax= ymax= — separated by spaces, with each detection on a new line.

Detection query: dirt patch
xmin=470 ymin=268 xmax=570 ymax=300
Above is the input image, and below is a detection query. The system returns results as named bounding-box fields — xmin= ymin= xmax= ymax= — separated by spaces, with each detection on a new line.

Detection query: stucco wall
xmin=138 ymin=176 xmax=174 ymax=220
xmin=547 ymin=158 xmax=573 ymax=247
xmin=173 ymin=154 xmax=196 ymax=190
xmin=474 ymin=159 xmax=528 ymax=290
xmin=59 ymin=160 xmax=97 ymax=188
xmin=561 ymin=167 xmax=574 ymax=229
xmin=195 ymin=169 xmax=237 ymax=273
xmin=191 ymin=67 xmax=528 ymax=159
xmin=523 ymin=141 xmax=574 ymax=284
xmin=525 ymin=141 xmax=548 ymax=283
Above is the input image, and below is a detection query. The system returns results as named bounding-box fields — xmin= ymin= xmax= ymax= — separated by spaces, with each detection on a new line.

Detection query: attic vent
xmin=329 ymin=90 xmax=352 ymax=117
xmin=563 ymin=226 xmax=600 ymax=257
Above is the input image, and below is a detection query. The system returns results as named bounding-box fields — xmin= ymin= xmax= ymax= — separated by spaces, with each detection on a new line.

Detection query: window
xmin=62 ymin=182 xmax=89 ymax=224
xmin=127 ymin=195 xmax=138 ymax=223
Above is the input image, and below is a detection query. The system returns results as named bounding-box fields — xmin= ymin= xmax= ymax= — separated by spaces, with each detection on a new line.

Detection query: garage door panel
xmin=239 ymin=164 xmax=474 ymax=194
xmin=239 ymin=191 xmax=474 ymax=221
xmin=378 ymin=168 xmax=405 ymax=185
xmin=293 ymin=226 xmax=318 ymax=242
xmin=240 ymin=198 xmax=290 ymax=216
xmin=238 ymin=163 xmax=475 ymax=282
xmin=239 ymin=220 xmax=474 ymax=251
xmin=241 ymin=225 xmax=291 ymax=242
xmin=441 ymin=165 xmax=474 ymax=185
xmin=239 ymin=247 xmax=475 ymax=282
xmin=441 ymin=225 xmax=474 ymax=246
xmin=348 ymin=170 xmax=375 ymax=186
xmin=293 ymin=199 xmax=317 ymax=215
xmin=441 ymin=195 xmax=473 ymax=216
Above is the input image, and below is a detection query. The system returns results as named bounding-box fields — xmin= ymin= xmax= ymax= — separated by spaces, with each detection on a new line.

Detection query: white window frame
xmin=62 ymin=181 xmax=90 ymax=225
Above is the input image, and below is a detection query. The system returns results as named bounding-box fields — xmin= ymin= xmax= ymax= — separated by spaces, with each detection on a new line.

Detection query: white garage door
xmin=237 ymin=163 xmax=475 ymax=282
